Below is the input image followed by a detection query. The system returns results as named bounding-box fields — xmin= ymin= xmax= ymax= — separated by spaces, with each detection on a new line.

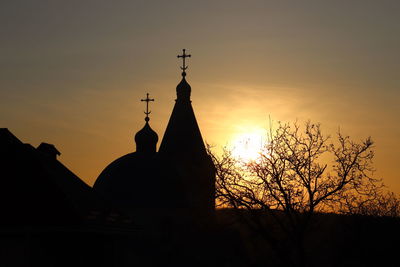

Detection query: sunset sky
xmin=1 ymin=1 xmax=399 ymax=193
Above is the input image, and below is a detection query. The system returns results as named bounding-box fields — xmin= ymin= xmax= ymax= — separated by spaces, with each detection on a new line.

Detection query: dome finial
xmin=141 ymin=93 xmax=154 ymax=122
xmin=177 ymin=49 xmax=191 ymax=77
xmin=135 ymin=93 xmax=158 ymax=154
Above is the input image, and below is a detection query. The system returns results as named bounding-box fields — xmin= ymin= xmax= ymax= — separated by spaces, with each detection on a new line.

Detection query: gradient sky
xmin=1 ymin=0 xmax=399 ymax=193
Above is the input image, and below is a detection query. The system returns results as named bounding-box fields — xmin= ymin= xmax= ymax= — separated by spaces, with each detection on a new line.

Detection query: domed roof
xmin=93 ymin=152 xmax=186 ymax=210
xmin=93 ymin=152 xmax=158 ymax=207
xmin=134 ymin=120 xmax=158 ymax=154
xmin=93 ymin=118 xmax=159 ymax=207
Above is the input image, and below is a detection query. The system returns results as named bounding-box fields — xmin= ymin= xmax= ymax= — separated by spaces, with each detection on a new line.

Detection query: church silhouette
xmin=0 ymin=50 xmax=233 ymax=267
xmin=94 ymin=49 xmax=215 ymax=228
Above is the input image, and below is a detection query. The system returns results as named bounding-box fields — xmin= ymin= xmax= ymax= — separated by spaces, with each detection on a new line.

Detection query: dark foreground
xmin=1 ymin=210 xmax=399 ymax=267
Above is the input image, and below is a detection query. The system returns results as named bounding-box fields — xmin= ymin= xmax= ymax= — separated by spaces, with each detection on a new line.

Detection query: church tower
xmin=159 ymin=49 xmax=215 ymax=223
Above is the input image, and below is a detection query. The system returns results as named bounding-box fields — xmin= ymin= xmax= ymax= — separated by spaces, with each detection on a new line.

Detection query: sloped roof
xmin=0 ymin=128 xmax=22 ymax=147
xmin=0 ymin=129 xmax=111 ymax=226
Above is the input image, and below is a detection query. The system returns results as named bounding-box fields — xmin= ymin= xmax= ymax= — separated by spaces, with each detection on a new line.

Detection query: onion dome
xmin=134 ymin=119 xmax=158 ymax=154
xmin=176 ymin=74 xmax=191 ymax=102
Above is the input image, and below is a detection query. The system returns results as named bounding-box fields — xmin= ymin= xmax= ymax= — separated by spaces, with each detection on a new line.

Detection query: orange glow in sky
xmin=1 ymin=1 xmax=399 ymax=194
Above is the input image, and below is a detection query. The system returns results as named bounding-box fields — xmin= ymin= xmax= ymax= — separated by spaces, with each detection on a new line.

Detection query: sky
xmin=1 ymin=0 xmax=399 ymax=193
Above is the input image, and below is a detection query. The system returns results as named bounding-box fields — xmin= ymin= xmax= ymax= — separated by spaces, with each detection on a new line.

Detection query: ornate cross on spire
xmin=177 ymin=49 xmax=191 ymax=76
xmin=141 ymin=93 xmax=154 ymax=122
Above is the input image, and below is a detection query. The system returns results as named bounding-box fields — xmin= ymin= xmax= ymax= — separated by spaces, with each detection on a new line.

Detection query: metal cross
xmin=177 ymin=49 xmax=191 ymax=72
xmin=141 ymin=93 xmax=154 ymax=119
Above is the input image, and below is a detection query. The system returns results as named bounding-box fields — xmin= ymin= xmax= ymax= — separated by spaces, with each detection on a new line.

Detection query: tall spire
xmin=159 ymin=49 xmax=207 ymax=158
xmin=159 ymin=50 xmax=215 ymax=221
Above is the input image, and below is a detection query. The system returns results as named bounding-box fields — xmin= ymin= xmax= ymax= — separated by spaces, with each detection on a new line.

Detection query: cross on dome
xmin=177 ymin=49 xmax=191 ymax=76
xmin=141 ymin=93 xmax=154 ymax=122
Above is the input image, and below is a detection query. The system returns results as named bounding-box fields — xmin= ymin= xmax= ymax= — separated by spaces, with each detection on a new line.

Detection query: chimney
xmin=37 ymin=142 xmax=61 ymax=159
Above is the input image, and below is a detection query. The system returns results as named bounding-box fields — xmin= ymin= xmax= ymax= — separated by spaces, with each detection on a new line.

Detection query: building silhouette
xmin=0 ymin=50 xmax=219 ymax=267
xmin=2 ymin=50 xmax=396 ymax=267
xmin=93 ymin=49 xmax=215 ymax=230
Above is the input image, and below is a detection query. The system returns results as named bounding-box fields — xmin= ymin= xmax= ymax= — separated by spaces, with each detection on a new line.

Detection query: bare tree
xmin=340 ymin=190 xmax=400 ymax=217
xmin=208 ymin=121 xmax=386 ymax=267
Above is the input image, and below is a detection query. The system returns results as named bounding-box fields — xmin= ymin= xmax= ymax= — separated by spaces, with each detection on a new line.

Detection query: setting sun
xmin=230 ymin=128 xmax=267 ymax=162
